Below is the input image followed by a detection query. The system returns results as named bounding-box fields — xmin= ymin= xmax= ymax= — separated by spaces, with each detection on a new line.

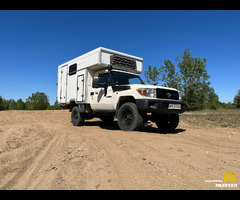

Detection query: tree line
xmin=1 ymin=49 xmax=240 ymax=111
xmin=144 ymin=48 xmax=240 ymax=110
xmin=0 ymin=92 xmax=60 ymax=111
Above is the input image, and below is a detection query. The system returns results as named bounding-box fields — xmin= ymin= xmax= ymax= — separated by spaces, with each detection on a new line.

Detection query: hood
xmin=129 ymin=84 xmax=179 ymax=92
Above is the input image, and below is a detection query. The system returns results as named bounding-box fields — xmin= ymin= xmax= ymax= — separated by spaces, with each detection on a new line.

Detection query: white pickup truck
xmin=57 ymin=47 xmax=186 ymax=131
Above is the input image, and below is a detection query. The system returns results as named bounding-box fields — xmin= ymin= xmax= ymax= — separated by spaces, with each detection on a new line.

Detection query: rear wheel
xmin=117 ymin=102 xmax=143 ymax=131
xmin=155 ymin=114 xmax=179 ymax=132
xmin=71 ymin=106 xmax=84 ymax=126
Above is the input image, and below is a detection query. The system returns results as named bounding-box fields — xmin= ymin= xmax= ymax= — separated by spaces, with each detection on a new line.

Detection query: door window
xmin=99 ymin=73 xmax=112 ymax=87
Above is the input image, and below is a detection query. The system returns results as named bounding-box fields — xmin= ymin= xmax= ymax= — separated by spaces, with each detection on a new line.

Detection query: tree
xmin=233 ymin=90 xmax=240 ymax=108
xmin=1 ymin=98 xmax=9 ymax=110
xmin=16 ymin=98 xmax=26 ymax=110
xmin=52 ymin=100 xmax=61 ymax=110
xmin=25 ymin=92 xmax=50 ymax=110
xmin=176 ymin=48 xmax=211 ymax=110
xmin=47 ymin=100 xmax=61 ymax=110
xmin=143 ymin=48 xmax=219 ymax=111
xmin=159 ymin=59 xmax=181 ymax=90
xmin=206 ymin=87 xmax=220 ymax=110
xmin=0 ymin=96 xmax=10 ymax=110
xmin=0 ymin=96 xmax=3 ymax=110
xmin=8 ymin=99 xmax=17 ymax=110
xmin=144 ymin=65 xmax=160 ymax=85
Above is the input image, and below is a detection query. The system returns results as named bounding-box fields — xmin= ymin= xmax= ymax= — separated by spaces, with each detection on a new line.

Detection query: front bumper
xmin=135 ymin=99 xmax=186 ymax=114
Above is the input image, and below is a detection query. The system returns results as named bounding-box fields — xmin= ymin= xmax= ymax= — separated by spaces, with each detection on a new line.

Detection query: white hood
xmin=129 ymin=84 xmax=179 ymax=92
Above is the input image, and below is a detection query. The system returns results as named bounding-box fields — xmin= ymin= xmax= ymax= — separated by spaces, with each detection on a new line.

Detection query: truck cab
xmin=57 ymin=47 xmax=186 ymax=132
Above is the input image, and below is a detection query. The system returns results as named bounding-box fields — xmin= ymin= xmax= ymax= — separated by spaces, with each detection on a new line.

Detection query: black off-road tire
xmin=117 ymin=102 xmax=143 ymax=131
xmin=71 ymin=106 xmax=84 ymax=126
xmin=155 ymin=114 xmax=179 ymax=132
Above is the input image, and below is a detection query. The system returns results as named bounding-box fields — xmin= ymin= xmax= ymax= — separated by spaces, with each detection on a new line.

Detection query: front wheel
xmin=117 ymin=102 xmax=143 ymax=131
xmin=155 ymin=114 xmax=179 ymax=132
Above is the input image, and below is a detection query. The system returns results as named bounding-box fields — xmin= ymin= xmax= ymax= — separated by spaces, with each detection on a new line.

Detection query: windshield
xmin=111 ymin=71 xmax=145 ymax=85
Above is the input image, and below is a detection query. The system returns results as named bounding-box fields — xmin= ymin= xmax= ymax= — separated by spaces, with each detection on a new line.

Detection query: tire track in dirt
xmin=124 ymin=135 xmax=205 ymax=189
xmin=63 ymin=135 xmax=123 ymax=190
xmin=88 ymin=130 xmax=210 ymax=189
xmin=87 ymin=133 xmax=156 ymax=190
xmin=0 ymin=124 xmax=58 ymax=190
xmin=13 ymin=134 xmax=62 ymax=189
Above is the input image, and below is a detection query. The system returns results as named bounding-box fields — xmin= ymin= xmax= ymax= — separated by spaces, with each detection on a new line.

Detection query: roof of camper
xmin=97 ymin=47 xmax=143 ymax=61
xmin=59 ymin=47 xmax=143 ymax=67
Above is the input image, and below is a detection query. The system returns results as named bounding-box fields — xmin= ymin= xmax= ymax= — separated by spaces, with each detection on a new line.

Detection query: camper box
xmin=57 ymin=47 xmax=143 ymax=105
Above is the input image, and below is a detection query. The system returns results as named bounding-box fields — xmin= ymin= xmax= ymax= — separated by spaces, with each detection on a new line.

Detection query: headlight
xmin=137 ymin=88 xmax=157 ymax=98
xmin=179 ymin=91 xmax=183 ymax=100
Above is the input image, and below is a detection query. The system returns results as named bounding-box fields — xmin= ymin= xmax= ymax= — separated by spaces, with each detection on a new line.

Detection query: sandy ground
xmin=0 ymin=110 xmax=239 ymax=190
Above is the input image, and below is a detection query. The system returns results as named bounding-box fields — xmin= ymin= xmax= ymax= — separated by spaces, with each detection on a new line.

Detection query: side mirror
xmin=98 ymin=82 xmax=107 ymax=96
xmin=93 ymin=77 xmax=100 ymax=88
xmin=92 ymin=77 xmax=108 ymax=96
xmin=93 ymin=77 xmax=107 ymax=88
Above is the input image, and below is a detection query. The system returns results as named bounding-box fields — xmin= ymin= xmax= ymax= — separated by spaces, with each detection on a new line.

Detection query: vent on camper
xmin=110 ymin=55 xmax=136 ymax=70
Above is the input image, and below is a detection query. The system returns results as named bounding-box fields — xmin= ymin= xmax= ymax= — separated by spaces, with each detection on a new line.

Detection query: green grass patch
xmin=181 ymin=109 xmax=240 ymax=129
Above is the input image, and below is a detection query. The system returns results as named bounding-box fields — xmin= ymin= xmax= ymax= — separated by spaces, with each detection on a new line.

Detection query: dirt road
xmin=0 ymin=110 xmax=239 ymax=190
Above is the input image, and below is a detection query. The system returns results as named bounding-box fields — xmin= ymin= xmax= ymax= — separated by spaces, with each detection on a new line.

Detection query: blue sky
xmin=0 ymin=10 xmax=240 ymax=105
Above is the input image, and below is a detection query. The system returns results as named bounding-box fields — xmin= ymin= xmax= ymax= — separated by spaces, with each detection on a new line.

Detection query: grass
xmin=186 ymin=108 xmax=240 ymax=114
xmin=180 ymin=109 xmax=240 ymax=129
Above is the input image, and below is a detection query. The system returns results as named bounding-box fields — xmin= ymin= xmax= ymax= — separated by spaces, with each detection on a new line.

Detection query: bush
xmin=25 ymin=92 xmax=50 ymax=110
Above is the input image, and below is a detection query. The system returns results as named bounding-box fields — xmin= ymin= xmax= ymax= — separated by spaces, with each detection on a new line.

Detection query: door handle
xmin=90 ymin=92 xmax=94 ymax=96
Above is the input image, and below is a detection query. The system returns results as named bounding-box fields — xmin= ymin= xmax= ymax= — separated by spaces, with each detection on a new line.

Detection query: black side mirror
xmin=98 ymin=82 xmax=107 ymax=96
xmin=93 ymin=77 xmax=100 ymax=88
xmin=93 ymin=77 xmax=108 ymax=96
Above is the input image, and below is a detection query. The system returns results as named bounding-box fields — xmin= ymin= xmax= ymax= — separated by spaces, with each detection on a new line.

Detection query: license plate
xmin=168 ymin=104 xmax=181 ymax=109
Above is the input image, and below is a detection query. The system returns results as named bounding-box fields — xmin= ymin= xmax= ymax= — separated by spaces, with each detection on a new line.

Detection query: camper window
xmin=69 ymin=63 xmax=77 ymax=76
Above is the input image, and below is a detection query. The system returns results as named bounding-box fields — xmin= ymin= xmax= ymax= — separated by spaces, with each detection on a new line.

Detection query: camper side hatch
xmin=77 ymin=75 xmax=84 ymax=102
xmin=60 ymin=65 xmax=67 ymax=103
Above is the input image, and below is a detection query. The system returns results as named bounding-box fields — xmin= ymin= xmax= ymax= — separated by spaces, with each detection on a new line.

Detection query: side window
xmin=69 ymin=63 xmax=77 ymax=76
xmin=99 ymin=73 xmax=112 ymax=86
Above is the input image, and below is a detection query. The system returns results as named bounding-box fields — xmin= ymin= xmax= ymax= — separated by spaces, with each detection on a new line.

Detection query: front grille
xmin=156 ymin=88 xmax=179 ymax=100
